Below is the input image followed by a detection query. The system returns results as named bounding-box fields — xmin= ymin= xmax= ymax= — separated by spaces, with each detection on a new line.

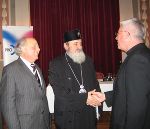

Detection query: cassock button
xmin=66 ymin=88 xmax=71 ymax=94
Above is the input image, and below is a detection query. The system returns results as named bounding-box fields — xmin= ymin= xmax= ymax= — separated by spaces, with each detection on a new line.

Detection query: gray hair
xmin=15 ymin=38 xmax=27 ymax=56
xmin=120 ymin=18 xmax=146 ymax=41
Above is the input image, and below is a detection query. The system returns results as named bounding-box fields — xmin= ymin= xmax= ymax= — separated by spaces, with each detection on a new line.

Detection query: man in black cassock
xmin=48 ymin=29 xmax=105 ymax=129
xmin=97 ymin=18 xmax=150 ymax=129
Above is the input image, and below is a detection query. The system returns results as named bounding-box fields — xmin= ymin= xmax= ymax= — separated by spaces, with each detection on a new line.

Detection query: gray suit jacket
xmin=0 ymin=58 xmax=50 ymax=129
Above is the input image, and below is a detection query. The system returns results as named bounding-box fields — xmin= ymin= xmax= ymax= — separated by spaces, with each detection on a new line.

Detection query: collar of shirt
xmin=20 ymin=56 xmax=34 ymax=73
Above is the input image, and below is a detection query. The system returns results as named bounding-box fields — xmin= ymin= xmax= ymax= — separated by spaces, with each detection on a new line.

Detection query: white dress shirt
xmin=20 ymin=57 xmax=42 ymax=85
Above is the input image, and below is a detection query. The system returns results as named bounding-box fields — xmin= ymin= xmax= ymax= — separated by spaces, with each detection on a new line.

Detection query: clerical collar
xmin=126 ymin=43 xmax=145 ymax=55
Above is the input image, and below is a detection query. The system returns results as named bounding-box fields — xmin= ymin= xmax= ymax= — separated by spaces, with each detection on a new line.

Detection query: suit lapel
xmin=18 ymin=58 xmax=36 ymax=79
xmin=17 ymin=58 xmax=45 ymax=93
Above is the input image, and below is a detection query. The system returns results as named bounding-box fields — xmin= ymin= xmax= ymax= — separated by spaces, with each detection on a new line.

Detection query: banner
xmin=2 ymin=26 xmax=33 ymax=66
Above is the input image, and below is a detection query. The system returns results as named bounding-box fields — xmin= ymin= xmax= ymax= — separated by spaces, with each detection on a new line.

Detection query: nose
xmin=78 ymin=45 xmax=82 ymax=49
xmin=77 ymin=46 xmax=82 ymax=51
xmin=115 ymin=36 xmax=118 ymax=41
xmin=115 ymin=32 xmax=118 ymax=40
xmin=78 ymin=43 xmax=82 ymax=49
xmin=37 ymin=47 xmax=40 ymax=52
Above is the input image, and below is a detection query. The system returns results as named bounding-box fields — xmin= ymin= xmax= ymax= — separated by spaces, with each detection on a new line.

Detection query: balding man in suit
xmin=0 ymin=38 xmax=50 ymax=129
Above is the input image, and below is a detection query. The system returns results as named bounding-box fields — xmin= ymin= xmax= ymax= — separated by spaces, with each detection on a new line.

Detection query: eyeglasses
xmin=115 ymin=30 xmax=130 ymax=37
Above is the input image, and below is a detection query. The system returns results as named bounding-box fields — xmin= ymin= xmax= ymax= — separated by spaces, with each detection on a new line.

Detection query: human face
xmin=21 ymin=38 xmax=40 ymax=63
xmin=115 ymin=27 xmax=130 ymax=52
xmin=64 ymin=39 xmax=83 ymax=54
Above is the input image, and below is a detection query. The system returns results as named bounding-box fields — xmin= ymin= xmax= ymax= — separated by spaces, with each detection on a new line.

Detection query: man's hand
xmin=86 ymin=90 xmax=106 ymax=107
xmin=92 ymin=92 xmax=106 ymax=103
xmin=86 ymin=89 xmax=101 ymax=107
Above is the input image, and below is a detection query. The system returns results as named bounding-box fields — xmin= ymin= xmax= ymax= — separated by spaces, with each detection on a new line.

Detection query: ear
xmin=64 ymin=43 xmax=69 ymax=51
xmin=20 ymin=45 xmax=26 ymax=53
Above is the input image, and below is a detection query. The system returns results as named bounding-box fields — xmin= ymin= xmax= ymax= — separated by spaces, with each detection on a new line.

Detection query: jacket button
xmin=41 ymin=110 xmax=44 ymax=114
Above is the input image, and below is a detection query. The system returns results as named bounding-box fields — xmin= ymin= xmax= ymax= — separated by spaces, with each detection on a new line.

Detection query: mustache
xmin=76 ymin=49 xmax=83 ymax=52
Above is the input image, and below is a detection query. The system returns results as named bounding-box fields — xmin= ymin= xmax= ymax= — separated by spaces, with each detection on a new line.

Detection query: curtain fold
xmin=30 ymin=0 xmax=121 ymax=84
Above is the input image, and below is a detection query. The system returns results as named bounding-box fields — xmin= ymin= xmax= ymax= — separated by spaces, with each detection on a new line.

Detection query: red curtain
xmin=30 ymin=0 xmax=121 ymax=84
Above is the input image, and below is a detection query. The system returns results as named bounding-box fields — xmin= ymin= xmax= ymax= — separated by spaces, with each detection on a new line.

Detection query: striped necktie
xmin=31 ymin=64 xmax=41 ymax=85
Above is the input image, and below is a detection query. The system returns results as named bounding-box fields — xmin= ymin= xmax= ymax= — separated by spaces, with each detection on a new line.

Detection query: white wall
xmin=119 ymin=0 xmax=133 ymax=21
xmin=119 ymin=0 xmax=135 ymax=61
xmin=9 ymin=0 xmax=30 ymax=26
xmin=15 ymin=0 xmax=30 ymax=25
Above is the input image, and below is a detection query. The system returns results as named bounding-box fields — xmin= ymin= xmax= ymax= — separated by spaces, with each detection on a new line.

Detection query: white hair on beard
xmin=67 ymin=49 xmax=86 ymax=64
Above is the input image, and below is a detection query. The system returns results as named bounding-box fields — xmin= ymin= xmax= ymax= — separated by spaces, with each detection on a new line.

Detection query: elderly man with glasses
xmin=95 ymin=18 xmax=150 ymax=129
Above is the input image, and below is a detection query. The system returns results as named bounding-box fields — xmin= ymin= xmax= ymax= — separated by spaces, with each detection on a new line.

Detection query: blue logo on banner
xmin=2 ymin=30 xmax=17 ymax=55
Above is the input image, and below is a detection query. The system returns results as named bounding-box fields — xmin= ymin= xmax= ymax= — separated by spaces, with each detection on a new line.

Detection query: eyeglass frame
xmin=115 ymin=30 xmax=131 ymax=37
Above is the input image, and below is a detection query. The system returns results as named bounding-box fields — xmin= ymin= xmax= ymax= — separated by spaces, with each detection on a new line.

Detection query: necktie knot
xmin=31 ymin=64 xmax=36 ymax=72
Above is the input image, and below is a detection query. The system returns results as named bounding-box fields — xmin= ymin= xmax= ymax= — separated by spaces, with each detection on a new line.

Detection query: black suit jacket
xmin=105 ymin=43 xmax=150 ymax=129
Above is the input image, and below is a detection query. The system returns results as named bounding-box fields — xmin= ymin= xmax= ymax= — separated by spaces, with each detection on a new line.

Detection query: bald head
xmin=15 ymin=38 xmax=40 ymax=63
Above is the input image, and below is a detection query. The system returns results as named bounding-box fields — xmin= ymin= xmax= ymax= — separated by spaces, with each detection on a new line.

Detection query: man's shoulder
xmin=85 ymin=55 xmax=93 ymax=63
xmin=4 ymin=59 xmax=20 ymax=69
xmin=2 ymin=59 xmax=20 ymax=75
xmin=51 ymin=55 xmax=65 ymax=63
xmin=86 ymin=55 xmax=92 ymax=60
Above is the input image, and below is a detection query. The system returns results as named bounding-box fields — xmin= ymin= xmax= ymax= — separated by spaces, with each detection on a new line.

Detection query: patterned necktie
xmin=31 ymin=64 xmax=41 ymax=85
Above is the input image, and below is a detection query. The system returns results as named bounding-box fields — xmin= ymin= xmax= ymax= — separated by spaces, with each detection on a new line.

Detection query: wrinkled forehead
xmin=25 ymin=38 xmax=38 ymax=46
xmin=68 ymin=39 xmax=82 ymax=44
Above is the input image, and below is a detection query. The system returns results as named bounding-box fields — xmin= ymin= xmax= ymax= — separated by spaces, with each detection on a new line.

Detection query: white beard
xmin=67 ymin=50 xmax=86 ymax=64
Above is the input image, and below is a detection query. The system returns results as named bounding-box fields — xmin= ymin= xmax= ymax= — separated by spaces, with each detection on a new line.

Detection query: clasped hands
xmin=86 ymin=89 xmax=105 ymax=107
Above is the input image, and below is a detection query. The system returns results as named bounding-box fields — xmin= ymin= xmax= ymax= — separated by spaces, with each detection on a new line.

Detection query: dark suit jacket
xmin=105 ymin=43 xmax=150 ymax=129
xmin=49 ymin=54 xmax=100 ymax=129
xmin=0 ymin=58 xmax=50 ymax=129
